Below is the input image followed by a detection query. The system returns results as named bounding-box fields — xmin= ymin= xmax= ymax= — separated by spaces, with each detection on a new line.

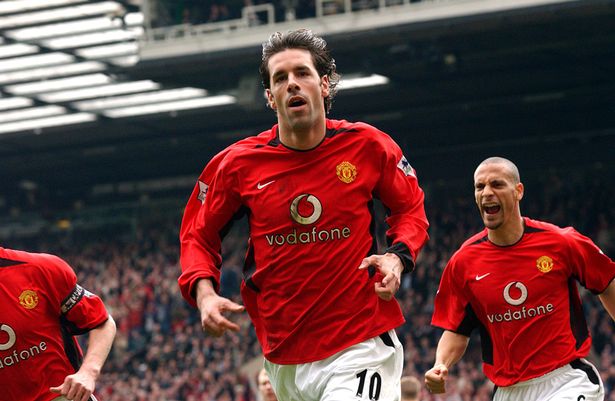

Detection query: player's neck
xmin=488 ymin=216 xmax=524 ymax=246
xmin=278 ymin=119 xmax=326 ymax=150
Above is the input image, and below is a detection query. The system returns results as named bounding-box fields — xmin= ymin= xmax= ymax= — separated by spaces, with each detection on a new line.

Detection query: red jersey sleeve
xmin=431 ymin=253 xmax=475 ymax=336
xmin=563 ymin=227 xmax=615 ymax=294
xmin=372 ymin=129 xmax=429 ymax=270
xmin=179 ymin=148 xmax=243 ymax=306
xmin=40 ymin=254 xmax=109 ymax=334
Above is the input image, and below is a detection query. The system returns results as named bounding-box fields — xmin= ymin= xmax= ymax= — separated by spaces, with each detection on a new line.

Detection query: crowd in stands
xmin=5 ymin=164 xmax=614 ymax=401
xmin=148 ymin=0 xmax=415 ymax=27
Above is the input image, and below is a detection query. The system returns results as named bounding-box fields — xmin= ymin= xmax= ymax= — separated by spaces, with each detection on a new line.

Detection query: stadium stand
xmin=1 ymin=0 xmax=614 ymax=400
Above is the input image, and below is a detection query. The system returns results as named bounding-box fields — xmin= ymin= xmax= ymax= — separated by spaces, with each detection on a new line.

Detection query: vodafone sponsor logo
xmin=487 ymin=281 xmax=554 ymax=324
xmin=0 ymin=323 xmax=48 ymax=369
xmin=265 ymin=194 xmax=351 ymax=246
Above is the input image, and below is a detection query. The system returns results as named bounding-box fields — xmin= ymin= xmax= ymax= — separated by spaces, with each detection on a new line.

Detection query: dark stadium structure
xmin=0 ymin=0 xmax=613 ymax=213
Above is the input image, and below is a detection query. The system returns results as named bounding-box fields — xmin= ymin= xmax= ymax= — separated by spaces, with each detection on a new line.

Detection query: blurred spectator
xmin=401 ymin=375 xmax=422 ymax=401
xmin=257 ymin=368 xmax=278 ymax=401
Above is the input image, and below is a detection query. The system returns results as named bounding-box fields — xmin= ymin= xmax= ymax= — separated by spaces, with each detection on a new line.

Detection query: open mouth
xmin=483 ymin=204 xmax=501 ymax=214
xmin=288 ymin=97 xmax=306 ymax=108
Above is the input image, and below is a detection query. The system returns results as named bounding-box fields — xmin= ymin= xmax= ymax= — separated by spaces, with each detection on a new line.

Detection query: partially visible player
xmin=401 ymin=375 xmax=421 ymax=401
xmin=425 ymin=157 xmax=615 ymax=401
xmin=179 ymin=29 xmax=429 ymax=400
xmin=0 ymin=246 xmax=116 ymax=401
xmin=257 ymin=368 xmax=278 ymax=401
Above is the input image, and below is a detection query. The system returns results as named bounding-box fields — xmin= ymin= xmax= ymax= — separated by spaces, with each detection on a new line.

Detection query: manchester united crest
xmin=19 ymin=289 xmax=39 ymax=309
xmin=336 ymin=161 xmax=357 ymax=184
xmin=536 ymin=256 xmax=553 ymax=273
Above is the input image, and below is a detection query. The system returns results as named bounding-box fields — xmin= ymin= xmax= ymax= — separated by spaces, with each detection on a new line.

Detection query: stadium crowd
xmin=149 ymin=0 xmax=414 ymax=27
xmin=5 ymin=164 xmax=614 ymax=401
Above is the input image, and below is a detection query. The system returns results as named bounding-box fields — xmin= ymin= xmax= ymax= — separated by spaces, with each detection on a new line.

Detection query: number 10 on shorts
xmin=356 ymin=369 xmax=382 ymax=400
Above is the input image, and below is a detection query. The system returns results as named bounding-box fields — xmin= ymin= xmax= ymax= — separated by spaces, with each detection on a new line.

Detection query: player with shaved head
xmin=425 ymin=157 xmax=615 ymax=401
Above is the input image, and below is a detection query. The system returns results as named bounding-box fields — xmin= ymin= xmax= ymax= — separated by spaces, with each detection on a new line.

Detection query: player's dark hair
xmin=260 ymin=29 xmax=340 ymax=113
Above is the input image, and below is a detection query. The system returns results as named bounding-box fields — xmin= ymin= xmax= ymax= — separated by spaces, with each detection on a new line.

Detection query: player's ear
xmin=515 ymin=182 xmax=524 ymax=201
xmin=320 ymin=75 xmax=330 ymax=98
xmin=265 ymin=89 xmax=276 ymax=110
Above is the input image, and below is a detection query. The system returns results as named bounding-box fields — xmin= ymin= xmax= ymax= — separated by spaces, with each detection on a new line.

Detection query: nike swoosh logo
xmin=475 ymin=273 xmax=491 ymax=281
xmin=257 ymin=180 xmax=275 ymax=190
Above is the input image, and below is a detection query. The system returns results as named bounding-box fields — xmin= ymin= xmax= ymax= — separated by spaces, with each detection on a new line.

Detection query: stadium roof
xmin=0 ymin=0 xmax=614 ymax=208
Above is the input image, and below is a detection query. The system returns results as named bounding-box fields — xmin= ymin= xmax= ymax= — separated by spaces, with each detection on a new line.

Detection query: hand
xmin=50 ymin=370 xmax=95 ymax=401
xmin=196 ymin=279 xmax=245 ymax=336
xmin=358 ymin=253 xmax=403 ymax=301
xmin=424 ymin=363 xmax=449 ymax=394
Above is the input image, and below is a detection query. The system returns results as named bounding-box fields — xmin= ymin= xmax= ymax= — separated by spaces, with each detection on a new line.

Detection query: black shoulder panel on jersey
xmin=568 ymin=277 xmax=589 ymax=349
xmin=477 ymin=321 xmax=494 ymax=365
xmin=365 ymin=199 xmax=379 ymax=278
xmin=0 ymin=257 xmax=25 ymax=268
xmin=456 ymin=303 xmax=479 ymax=336
xmin=325 ymin=127 xmax=359 ymax=138
xmin=266 ymin=138 xmax=281 ymax=147
xmin=217 ymin=206 xmax=250 ymax=272
xmin=469 ymin=235 xmax=489 ymax=246
xmin=59 ymin=319 xmax=85 ymax=369
xmin=243 ymin=241 xmax=260 ymax=293
xmin=456 ymin=304 xmax=494 ymax=364
xmin=524 ymin=225 xmax=546 ymax=234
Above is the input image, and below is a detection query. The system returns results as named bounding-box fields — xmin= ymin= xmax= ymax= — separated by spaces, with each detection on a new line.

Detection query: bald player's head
xmin=474 ymin=156 xmax=521 ymax=184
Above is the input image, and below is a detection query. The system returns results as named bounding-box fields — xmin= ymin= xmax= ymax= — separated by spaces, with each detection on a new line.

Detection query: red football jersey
xmin=179 ymin=119 xmax=429 ymax=364
xmin=432 ymin=217 xmax=615 ymax=386
xmin=0 ymin=247 xmax=109 ymax=401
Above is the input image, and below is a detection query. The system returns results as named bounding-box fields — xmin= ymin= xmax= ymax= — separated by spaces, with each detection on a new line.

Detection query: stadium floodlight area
xmin=42 ymin=29 xmax=143 ymax=50
xmin=0 ymin=52 xmax=74 ymax=72
xmin=73 ymin=88 xmax=208 ymax=111
xmin=6 ymin=17 xmax=120 ymax=41
xmin=0 ymin=1 xmax=223 ymax=135
xmin=0 ymin=97 xmax=34 ymax=111
xmin=0 ymin=43 xmax=39 ymax=59
xmin=76 ymin=42 xmax=139 ymax=60
xmin=0 ymin=2 xmax=123 ymax=29
xmin=0 ymin=0 xmax=86 ymax=15
xmin=0 ymin=105 xmax=66 ymax=124
xmin=108 ymin=55 xmax=140 ymax=67
xmin=0 ymin=62 xmax=106 ymax=85
xmin=103 ymin=95 xmax=237 ymax=118
xmin=0 ymin=113 xmax=96 ymax=135
xmin=6 ymin=74 xmax=112 ymax=95
xmin=39 ymin=81 xmax=161 ymax=103
xmin=338 ymin=74 xmax=390 ymax=91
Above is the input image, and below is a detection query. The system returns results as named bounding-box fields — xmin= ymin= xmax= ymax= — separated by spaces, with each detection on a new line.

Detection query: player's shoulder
xmin=524 ymin=217 xmax=583 ymax=247
xmin=327 ymin=119 xmax=397 ymax=147
xmin=221 ymin=129 xmax=276 ymax=157
xmin=459 ymin=229 xmax=490 ymax=250
xmin=0 ymin=247 xmax=74 ymax=277
xmin=449 ymin=230 xmax=490 ymax=262
xmin=332 ymin=118 xmax=386 ymax=135
xmin=524 ymin=217 xmax=572 ymax=237
xmin=203 ymin=128 xmax=276 ymax=175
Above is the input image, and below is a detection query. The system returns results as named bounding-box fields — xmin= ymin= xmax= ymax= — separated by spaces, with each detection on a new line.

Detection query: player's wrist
xmin=78 ymin=363 xmax=102 ymax=379
xmin=383 ymin=253 xmax=403 ymax=275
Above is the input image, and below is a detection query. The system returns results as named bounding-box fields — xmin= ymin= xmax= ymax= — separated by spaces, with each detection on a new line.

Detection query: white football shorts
xmin=493 ymin=358 xmax=604 ymax=401
xmin=53 ymin=395 xmax=99 ymax=401
xmin=265 ymin=329 xmax=404 ymax=401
